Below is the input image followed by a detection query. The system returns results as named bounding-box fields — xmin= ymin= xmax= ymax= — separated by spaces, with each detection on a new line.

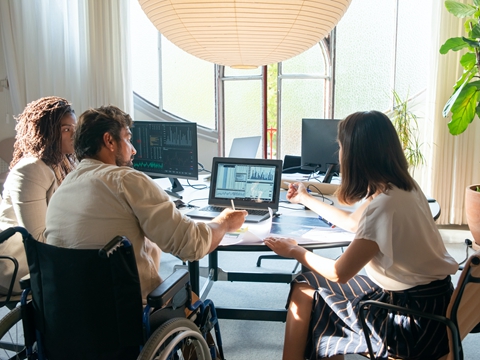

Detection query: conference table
xmin=155 ymin=176 xmax=441 ymax=322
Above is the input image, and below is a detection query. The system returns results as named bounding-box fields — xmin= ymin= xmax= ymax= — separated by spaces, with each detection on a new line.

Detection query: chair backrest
xmin=23 ymin=234 xmax=145 ymax=359
xmin=444 ymin=250 xmax=480 ymax=360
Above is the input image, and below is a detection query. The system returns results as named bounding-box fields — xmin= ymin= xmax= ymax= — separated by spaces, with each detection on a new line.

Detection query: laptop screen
xmin=209 ymin=157 xmax=283 ymax=209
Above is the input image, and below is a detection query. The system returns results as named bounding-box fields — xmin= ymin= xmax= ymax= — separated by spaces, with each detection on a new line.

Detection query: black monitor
xmin=131 ymin=120 xmax=198 ymax=198
xmin=301 ymin=118 xmax=340 ymax=183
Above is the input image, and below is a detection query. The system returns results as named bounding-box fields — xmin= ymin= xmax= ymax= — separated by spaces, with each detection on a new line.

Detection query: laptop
xmin=186 ymin=157 xmax=283 ymax=223
xmin=228 ymin=136 xmax=261 ymax=158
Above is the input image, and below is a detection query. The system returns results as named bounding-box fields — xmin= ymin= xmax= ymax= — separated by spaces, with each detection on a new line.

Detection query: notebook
xmin=186 ymin=157 xmax=283 ymax=223
xmin=228 ymin=136 xmax=261 ymax=158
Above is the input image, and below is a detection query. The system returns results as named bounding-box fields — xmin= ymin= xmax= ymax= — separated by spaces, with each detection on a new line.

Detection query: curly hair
xmin=10 ymin=96 xmax=76 ymax=182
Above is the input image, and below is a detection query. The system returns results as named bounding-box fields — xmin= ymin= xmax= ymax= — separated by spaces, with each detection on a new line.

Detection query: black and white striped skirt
xmin=288 ymin=273 xmax=453 ymax=360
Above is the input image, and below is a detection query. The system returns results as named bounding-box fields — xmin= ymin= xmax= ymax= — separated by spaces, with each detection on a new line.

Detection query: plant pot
xmin=465 ymin=185 xmax=480 ymax=250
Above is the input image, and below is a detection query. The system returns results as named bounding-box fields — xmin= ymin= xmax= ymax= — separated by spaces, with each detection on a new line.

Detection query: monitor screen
xmin=301 ymin=118 xmax=340 ymax=177
xmin=131 ymin=120 xmax=198 ymax=182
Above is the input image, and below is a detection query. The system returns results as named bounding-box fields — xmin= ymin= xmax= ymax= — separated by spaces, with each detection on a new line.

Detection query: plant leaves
xmin=445 ymin=1 xmax=477 ymax=18
xmin=475 ymin=0 xmax=480 ymax=8
xmin=460 ymin=52 xmax=476 ymax=70
xmin=440 ymin=37 xmax=469 ymax=53
xmin=444 ymin=69 xmax=475 ymax=115
xmin=448 ymin=83 xmax=479 ymax=134
xmin=472 ymin=24 xmax=480 ymax=38
xmin=462 ymin=36 xmax=480 ymax=48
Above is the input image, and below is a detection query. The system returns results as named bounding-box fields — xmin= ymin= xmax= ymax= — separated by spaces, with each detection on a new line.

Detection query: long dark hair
xmin=336 ymin=110 xmax=417 ymax=205
xmin=75 ymin=105 xmax=133 ymax=161
xmin=11 ymin=96 xmax=76 ymax=182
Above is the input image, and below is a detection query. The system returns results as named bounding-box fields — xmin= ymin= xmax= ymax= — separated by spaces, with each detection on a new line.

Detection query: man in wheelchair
xmin=44 ymin=105 xmax=246 ymax=301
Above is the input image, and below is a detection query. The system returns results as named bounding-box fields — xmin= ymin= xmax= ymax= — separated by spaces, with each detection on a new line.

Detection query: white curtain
xmin=0 ymin=0 xmax=132 ymax=116
xmin=424 ymin=0 xmax=480 ymax=225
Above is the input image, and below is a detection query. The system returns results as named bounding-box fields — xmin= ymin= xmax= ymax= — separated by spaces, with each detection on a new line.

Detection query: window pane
xmin=395 ymin=0 xmax=432 ymax=100
xmin=334 ymin=0 xmax=395 ymax=118
xmin=161 ymin=36 xmax=215 ymax=129
xmin=282 ymin=44 xmax=326 ymax=74
xmin=280 ymin=79 xmax=325 ymax=159
xmin=224 ymin=67 xmax=262 ymax=77
xmin=130 ymin=1 xmax=159 ymax=106
xmin=224 ymin=80 xmax=263 ymax=156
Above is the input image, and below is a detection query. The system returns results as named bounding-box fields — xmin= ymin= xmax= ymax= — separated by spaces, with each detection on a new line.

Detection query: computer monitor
xmin=131 ymin=120 xmax=198 ymax=198
xmin=301 ymin=118 xmax=340 ymax=183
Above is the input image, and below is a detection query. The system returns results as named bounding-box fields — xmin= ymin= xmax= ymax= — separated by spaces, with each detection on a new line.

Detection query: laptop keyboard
xmin=200 ymin=205 xmax=269 ymax=216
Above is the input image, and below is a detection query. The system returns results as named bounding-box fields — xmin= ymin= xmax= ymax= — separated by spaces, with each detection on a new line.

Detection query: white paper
xmin=295 ymin=227 xmax=354 ymax=244
xmin=220 ymin=208 xmax=273 ymax=246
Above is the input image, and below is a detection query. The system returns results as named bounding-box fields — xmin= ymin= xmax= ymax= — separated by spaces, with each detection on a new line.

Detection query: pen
xmin=318 ymin=216 xmax=335 ymax=228
xmin=231 ymin=199 xmax=236 ymax=210
xmin=283 ymin=181 xmax=298 ymax=189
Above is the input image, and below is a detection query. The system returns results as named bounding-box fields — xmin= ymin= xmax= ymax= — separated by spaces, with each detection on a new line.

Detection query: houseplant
xmin=389 ymin=90 xmax=425 ymax=174
xmin=440 ymin=0 xmax=480 ymax=248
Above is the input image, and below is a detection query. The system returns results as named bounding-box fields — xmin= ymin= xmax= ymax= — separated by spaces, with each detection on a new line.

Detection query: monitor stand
xmin=322 ymin=164 xmax=337 ymax=184
xmin=164 ymin=178 xmax=185 ymax=199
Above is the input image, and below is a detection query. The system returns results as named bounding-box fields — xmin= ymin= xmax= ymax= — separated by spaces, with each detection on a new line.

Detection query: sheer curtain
xmin=424 ymin=0 xmax=480 ymax=225
xmin=0 ymin=0 xmax=131 ymax=116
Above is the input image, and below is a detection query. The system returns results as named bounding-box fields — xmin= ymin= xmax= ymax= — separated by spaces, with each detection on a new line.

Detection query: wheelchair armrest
xmin=147 ymin=269 xmax=190 ymax=308
xmin=20 ymin=274 xmax=31 ymax=290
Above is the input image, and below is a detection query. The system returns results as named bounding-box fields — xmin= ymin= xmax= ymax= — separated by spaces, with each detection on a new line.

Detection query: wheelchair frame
xmin=0 ymin=226 xmax=225 ymax=360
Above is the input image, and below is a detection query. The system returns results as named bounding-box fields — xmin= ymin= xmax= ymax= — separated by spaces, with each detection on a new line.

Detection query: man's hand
xmin=212 ymin=208 xmax=248 ymax=232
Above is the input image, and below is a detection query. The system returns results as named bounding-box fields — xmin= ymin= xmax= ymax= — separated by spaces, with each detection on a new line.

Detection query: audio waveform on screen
xmin=133 ymin=162 xmax=164 ymax=170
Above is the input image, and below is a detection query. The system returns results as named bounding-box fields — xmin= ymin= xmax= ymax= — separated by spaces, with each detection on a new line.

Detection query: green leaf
xmin=444 ymin=70 xmax=476 ymax=115
xmin=448 ymin=84 xmax=479 ymax=134
xmin=462 ymin=36 xmax=480 ymax=48
xmin=475 ymin=0 xmax=480 ymax=8
xmin=440 ymin=37 xmax=469 ymax=54
xmin=460 ymin=52 xmax=476 ymax=70
xmin=472 ymin=24 xmax=480 ymax=38
xmin=445 ymin=1 xmax=477 ymax=17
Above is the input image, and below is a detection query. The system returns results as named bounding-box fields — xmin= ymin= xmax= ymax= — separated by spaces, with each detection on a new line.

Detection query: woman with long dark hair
xmin=265 ymin=110 xmax=458 ymax=360
xmin=0 ymin=96 xmax=76 ymax=294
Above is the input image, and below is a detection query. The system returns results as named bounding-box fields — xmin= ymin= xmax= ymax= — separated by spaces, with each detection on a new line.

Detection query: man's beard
xmin=115 ymin=150 xmax=134 ymax=167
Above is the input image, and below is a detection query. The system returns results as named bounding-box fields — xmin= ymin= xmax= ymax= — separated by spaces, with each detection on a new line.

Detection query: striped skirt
xmin=288 ymin=273 xmax=453 ymax=360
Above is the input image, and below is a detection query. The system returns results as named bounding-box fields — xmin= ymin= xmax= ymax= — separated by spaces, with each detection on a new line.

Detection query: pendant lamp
xmin=138 ymin=0 xmax=352 ymax=69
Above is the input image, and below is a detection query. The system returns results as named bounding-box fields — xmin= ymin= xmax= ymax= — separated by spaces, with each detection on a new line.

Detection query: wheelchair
xmin=0 ymin=226 xmax=225 ymax=360
xmin=0 ymin=229 xmax=25 ymax=359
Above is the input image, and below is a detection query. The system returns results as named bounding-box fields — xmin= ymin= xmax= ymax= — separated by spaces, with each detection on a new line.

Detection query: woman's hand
xmin=264 ymin=236 xmax=298 ymax=258
xmin=286 ymin=182 xmax=308 ymax=204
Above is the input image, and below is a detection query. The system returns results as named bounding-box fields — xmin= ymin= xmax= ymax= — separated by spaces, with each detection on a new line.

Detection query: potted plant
xmin=388 ymin=90 xmax=425 ymax=175
xmin=440 ymin=0 xmax=480 ymax=248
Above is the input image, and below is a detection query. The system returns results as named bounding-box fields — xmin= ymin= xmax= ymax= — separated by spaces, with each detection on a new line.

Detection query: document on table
xmin=221 ymin=208 xmax=274 ymax=246
xmin=220 ymin=213 xmax=354 ymax=246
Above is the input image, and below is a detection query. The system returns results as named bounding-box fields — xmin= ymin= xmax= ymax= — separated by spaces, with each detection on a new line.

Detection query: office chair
xmin=358 ymin=250 xmax=480 ymax=360
xmin=0 ymin=226 xmax=224 ymax=360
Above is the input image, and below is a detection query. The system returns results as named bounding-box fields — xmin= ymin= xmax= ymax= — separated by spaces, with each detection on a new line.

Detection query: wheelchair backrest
xmin=23 ymin=235 xmax=145 ymax=358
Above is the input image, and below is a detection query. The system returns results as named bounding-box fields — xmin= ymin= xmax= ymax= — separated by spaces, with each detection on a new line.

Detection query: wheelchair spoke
xmin=0 ymin=307 xmax=26 ymax=360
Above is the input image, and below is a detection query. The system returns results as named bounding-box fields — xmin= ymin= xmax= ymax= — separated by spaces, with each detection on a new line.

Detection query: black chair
xmin=358 ymin=250 xmax=480 ymax=360
xmin=0 ymin=226 xmax=224 ymax=360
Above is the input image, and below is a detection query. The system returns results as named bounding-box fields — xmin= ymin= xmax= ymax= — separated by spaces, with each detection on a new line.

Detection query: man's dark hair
xmin=75 ymin=105 xmax=133 ymax=161
xmin=337 ymin=110 xmax=417 ymax=205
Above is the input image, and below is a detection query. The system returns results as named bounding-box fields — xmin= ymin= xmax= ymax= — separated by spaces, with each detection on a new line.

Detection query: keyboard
xmin=199 ymin=206 xmax=269 ymax=216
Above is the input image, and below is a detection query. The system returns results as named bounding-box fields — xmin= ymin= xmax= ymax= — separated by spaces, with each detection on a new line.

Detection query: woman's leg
xmin=283 ymin=282 xmax=315 ymax=360
xmin=283 ymin=282 xmax=345 ymax=360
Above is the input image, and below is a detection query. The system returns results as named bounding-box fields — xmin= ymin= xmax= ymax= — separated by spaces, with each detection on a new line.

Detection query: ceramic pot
xmin=465 ymin=185 xmax=480 ymax=249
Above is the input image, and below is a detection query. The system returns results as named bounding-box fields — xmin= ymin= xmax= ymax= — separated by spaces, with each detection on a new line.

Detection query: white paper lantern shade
xmin=139 ymin=0 xmax=352 ymax=69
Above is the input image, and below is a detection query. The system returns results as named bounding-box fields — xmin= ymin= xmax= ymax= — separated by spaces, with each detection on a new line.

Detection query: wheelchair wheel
xmin=0 ymin=306 xmax=26 ymax=360
xmin=138 ymin=317 xmax=211 ymax=360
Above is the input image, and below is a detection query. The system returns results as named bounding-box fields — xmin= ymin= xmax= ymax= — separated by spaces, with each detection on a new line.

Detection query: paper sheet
xmin=220 ymin=208 xmax=273 ymax=246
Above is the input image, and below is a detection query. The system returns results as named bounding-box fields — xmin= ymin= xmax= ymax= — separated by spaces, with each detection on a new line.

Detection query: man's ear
xmin=103 ymin=132 xmax=115 ymax=151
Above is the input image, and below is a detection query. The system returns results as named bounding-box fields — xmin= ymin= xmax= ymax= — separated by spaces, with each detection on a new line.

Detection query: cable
xmin=186 ymin=179 xmax=209 ymax=190
xmin=458 ymin=239 xmax=473 ymax=266
xmin=306 ymin=184 xmax=335 ymax=205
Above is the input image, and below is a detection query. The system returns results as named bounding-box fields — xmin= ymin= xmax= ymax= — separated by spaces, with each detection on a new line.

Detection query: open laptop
xmin=186 ymin=157 xmax=283 ymax=223
xmin=228 ymin=136 xmax=261 ymax=158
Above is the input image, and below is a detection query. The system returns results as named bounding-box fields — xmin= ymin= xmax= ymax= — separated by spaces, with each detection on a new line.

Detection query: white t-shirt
xmin=356 ymin=185 xmax=458 ymax=291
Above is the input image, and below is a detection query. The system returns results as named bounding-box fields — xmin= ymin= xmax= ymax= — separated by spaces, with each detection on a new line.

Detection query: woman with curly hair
xmin=0 ymin=96 xmax=76 ymax=295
